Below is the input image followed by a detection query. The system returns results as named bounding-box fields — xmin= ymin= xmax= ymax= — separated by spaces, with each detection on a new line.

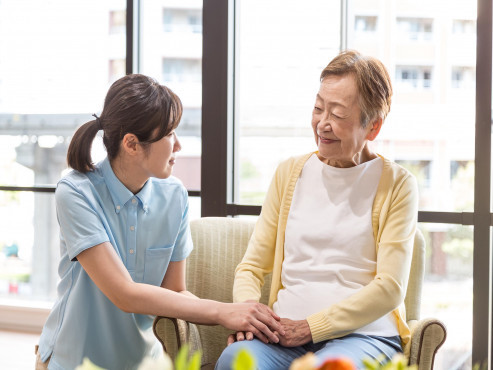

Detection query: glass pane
xmin=0 ymin=0 xmax=126 ymax=304
xmin=0 ymin=192 xmax=58 ymax=302
xmin=139 ymin=0 xmax=203 ymax=191
xmin=0 ymin=0 xmax=127 ymax=187
xmin=419 ymin=223 xmax=472 ymax=368
xmin=235 ymin=0 xmax=341 ymax=204
xmin=188 ymin=196 xmax=201 ymax=221
xmin=347 ymin=0 xmax=476 ymax=212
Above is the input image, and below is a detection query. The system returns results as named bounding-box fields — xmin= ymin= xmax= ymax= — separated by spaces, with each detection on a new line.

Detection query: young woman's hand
xmin=218 ymin=301 xmax=284 ymax=344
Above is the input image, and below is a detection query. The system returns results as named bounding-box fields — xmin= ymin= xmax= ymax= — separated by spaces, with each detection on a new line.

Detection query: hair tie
xmin=92 ymin=113 xmax=103 ymax=131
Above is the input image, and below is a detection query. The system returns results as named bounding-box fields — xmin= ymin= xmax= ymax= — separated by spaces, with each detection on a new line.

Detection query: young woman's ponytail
xmin=66 ymin=116 xmax=102 ymax=173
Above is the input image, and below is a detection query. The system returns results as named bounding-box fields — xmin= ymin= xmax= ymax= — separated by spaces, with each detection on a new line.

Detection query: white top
xmin=273 ymin=154 xmax=399 ymax=337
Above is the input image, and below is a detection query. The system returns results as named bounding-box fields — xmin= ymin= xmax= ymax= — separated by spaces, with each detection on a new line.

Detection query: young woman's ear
xmin=120 ymin=133 xmax=141 ymax=156
xmin=366 ymin=118 xmax=383 ymax=141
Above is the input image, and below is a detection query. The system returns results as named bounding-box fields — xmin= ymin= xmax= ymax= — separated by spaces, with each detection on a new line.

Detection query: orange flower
xmin=318 ymin=357 xmax=356 ymax=370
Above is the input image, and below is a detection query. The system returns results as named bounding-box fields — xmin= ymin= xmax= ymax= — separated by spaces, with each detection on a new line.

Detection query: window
xmin=109 ymin=10 xmax=125 ymax=34
xmin=0 ymin=0 xmax=127 ymax=309
xmin=397 ymin=17 xmax=434 ymax=40
xmin=162 ymin=58 xmax=201 ymax=83
xmin=163 ymin=8 xmax=202 ymax=33
xmin=109 ymin=59 xmax=125 ymax=83
xmin=354 ymin=16 xmax=377 ymax=32
xmin=451 ymin=66 xmax=475 ymax=89
xmin=233 ymin=0 xmax=342 ymax=205
xmin=199 ymin=0 xmax=483 ymax=367
xmin=395 ymin=66 xmax=433 ymax=89
xmin=452 ymin=19 xmax=476 ymax=34
xmin=140 ymin=0 xmax=203 ymax=199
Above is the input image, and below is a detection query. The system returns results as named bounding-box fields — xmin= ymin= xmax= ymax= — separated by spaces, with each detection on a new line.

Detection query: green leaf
xmin=232 ymin=348 xmax=256 ymax=370
xmin=174 ymin=344 xmax=189 ymax=370
xmin=187 ymin=350 xmax=202 ymax=370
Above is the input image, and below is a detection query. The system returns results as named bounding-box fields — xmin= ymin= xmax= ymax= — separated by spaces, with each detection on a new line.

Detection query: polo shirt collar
xmin=101 ymin=157 xmax=151 ymax=214
xmin=136 ymin=178 xmax=152 ymax=214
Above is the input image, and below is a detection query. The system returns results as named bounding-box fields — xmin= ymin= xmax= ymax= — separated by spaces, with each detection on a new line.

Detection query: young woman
xmin=35 ymin=74 xmax=283 ymax=370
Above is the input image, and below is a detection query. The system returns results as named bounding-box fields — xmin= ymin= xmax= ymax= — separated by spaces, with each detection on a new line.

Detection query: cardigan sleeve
xmin=233 ymin=160 xmax=288 ymax=303
xmin=307 ymin=172 xmax=418 ymax=343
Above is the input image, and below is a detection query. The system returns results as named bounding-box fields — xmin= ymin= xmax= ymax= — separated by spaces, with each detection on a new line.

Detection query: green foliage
xmin=240 ymin=160 xmax=260 ymax=180
xmin=232 ymin=349 xmax=256 ymax=370
xmin=75 ymin=358 xmax=106 ymax=370
xmin=442 ymin=225 xmax=473 ymax=261
xmin=240 ymin=191 xmax=266 ymax=205
xmin=362 ymin=354 xmax=417 ymax=370
xmin=472 ymin=361 xmax=488 ymax=370
xmin=174 ymin=344 xmax=201 ymax=370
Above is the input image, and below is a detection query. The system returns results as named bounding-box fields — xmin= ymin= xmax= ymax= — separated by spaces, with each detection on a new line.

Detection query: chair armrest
xmin=407 ymin=318 xmax=447 ymax=370
xmin=152 ymin=316 xmax=203 ymax=359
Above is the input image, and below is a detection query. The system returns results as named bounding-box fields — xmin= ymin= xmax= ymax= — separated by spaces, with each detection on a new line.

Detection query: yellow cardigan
xmin=233 ymin=152 xmax=418 ymax=349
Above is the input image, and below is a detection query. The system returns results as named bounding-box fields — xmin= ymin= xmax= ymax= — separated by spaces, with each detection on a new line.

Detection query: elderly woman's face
xmin=312 ymin=74 xmax=378 ymax=167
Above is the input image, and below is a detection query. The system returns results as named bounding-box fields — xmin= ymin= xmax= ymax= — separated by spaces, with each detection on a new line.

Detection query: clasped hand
xmin=219 ymin=301 xmax=285 ymax=344
xmin=227 ymin=318 xmax=312 ymax=347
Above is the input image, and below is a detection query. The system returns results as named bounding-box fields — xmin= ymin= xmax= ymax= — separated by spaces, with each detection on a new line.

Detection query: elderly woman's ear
xmin=366 ymin=118 xmax=383 ymax=141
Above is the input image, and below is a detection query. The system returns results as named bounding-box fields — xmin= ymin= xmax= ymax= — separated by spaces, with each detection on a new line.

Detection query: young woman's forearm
xmin=120 ymin=281 xmax=222 ymax=324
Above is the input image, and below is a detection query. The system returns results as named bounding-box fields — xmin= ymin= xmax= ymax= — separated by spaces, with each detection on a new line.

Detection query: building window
xmin=395 ymin=66 xmax=433 ymax=89
xmin=109 ymin=59 xmax=125 ymax=84
xmin=451 ymin=66 xmax=475 ymax=89
xmin=109 ymin=10 xmax=126 ymax=34
xmin=163 ymin=8 xmax=202 ymax=33
xmin=397 ymin=17 xmax=433 ymax=40
xmin=452 ymin=19 xmax=475 ymax=34
xmin=354 ymin=16 xmax=377 ymax=32
xmin=162 ymin=58 xmax=201 ymax=83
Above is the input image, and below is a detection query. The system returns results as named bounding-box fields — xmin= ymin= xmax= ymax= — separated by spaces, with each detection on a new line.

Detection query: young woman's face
xmin=142 ymin=130 xmax=181 ymax=179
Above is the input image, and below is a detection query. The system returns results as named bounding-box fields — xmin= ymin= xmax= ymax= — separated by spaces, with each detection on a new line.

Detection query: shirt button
xmin=132 ymin=198 xmax=137 ymax=204
xmin=130 ymin=226 xmax=135 ymax=231
xmin=116 ymin=205 xmax=121 ymax=210
xmin=129 ymin=249 xmax=134 ymax=254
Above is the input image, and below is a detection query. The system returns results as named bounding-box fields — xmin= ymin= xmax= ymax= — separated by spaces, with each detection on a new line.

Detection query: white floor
xmin=0 ymin=330 xmax=40 ymax=370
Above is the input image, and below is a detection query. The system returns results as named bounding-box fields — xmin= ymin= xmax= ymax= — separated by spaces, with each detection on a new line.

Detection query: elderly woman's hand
xmin=278 ymin=318 xmax=312 ymax=347
xmin=227 ymin=330 xmax=254 ymax=346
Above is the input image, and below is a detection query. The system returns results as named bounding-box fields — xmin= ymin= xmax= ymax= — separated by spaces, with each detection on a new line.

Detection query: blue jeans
xmin=215 ymin=334 xmax=402 ymax=370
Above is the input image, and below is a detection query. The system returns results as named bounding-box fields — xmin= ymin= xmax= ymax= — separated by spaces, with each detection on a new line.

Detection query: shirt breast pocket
xmin=143 ymin=245 xmax=174 ymax=286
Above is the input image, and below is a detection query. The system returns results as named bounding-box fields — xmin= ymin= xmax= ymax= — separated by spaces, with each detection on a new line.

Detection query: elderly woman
xmin=216 ymin=50 xmax=418 ymax=369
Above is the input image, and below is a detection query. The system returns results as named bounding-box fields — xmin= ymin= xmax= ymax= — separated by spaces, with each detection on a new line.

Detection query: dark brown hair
xmin=320 ymin=50 xmax=392 ymax=128
xmin=67 ymin=74 xmax=183 ymax=172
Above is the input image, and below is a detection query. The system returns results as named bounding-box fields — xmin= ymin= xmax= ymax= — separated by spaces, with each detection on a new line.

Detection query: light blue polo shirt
xmin=38 ymin=157 xmax=193 ymax=370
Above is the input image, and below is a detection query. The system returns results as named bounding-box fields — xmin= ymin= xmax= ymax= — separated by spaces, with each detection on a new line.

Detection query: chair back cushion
xmin=186 ymin=217 xmax=270 ymax=364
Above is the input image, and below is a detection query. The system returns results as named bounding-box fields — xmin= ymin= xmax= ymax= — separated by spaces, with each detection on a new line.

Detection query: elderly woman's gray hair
xmin=320 ymin=50 xmax=393 ymax=128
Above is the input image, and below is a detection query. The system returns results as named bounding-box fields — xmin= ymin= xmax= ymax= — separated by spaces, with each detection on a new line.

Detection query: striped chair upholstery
xmin=153 ymin=217 xmax=446 ymax=369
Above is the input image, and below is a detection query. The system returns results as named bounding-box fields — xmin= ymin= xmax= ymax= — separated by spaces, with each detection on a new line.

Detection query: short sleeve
xmin=56 ymin=181 xmax=110 ymax=261
xmin=170 ymin=189 xmax=193 ymax=261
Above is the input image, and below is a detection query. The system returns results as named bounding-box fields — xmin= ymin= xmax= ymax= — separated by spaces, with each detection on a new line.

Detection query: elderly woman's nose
xmin=319 ymin=115 xmax=332 ymax=130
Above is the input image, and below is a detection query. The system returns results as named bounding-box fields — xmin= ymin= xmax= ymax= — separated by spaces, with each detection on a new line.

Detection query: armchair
xmin=153 ymin=217 xmax=446 ymax=369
